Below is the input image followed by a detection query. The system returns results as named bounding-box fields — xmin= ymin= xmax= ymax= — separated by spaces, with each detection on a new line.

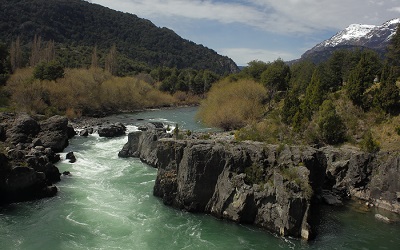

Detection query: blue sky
xmin=89 ymin=0 xmax=400 ymax=66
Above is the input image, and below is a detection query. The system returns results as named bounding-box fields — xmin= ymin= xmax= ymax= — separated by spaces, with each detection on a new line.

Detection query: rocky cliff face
xmin=119 ymin=125 xmax=400 ymax=239
xmin=322 ymin=146 xmax=400 ymax=213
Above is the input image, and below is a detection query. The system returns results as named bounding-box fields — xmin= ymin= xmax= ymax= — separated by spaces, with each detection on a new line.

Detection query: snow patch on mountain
xmin=315 ymin=18 xmax=400 ymax=49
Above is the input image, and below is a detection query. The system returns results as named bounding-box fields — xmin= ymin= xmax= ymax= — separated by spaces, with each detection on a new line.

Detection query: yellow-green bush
xmin=197 ymin=79 xmax=267 ymax=130
xmin=5 ymin=68 xmax=176 ymax=116
xmin=5 ymin=68 xmax=48 ymax=113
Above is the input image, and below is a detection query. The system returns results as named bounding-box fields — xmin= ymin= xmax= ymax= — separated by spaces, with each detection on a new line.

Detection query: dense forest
xmin=198 ymin=23 xmax=400 ymax=152
xmin=0 ymin=0 xmax=239 ymax=75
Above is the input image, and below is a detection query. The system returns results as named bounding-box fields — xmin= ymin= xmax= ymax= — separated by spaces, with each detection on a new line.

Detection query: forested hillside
xmin=199 ymin=22 xmax=400 ymax=151
xmin=0 ymin=0 xmax=238 ymax=75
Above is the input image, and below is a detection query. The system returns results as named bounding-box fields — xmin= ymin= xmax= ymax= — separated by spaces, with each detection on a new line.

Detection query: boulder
xmin=321 ymin=190 xmax=343 ymax=206
xmin=6 ymin=166 xmax=38 ymax=191
xmin=79 ymin=129 xmax=89 ymax=137
xmin=98 ymin=123 xmax=126 ymax=137
xmin=0 ymin=124 xmax=5 ymax=141
xmin=66 ymin=152 xmax=76 ymax=163
xmin=63 ymin=171 xmax=71 ymax=176
xmin=6 ymin=114 xmax=40 ymax=144
xmin=118 ymin=124 xmax=171 ymax=165
xmin=67 ymin=125 xmax=76 ymax=139
xmin=40 ymin=115 xmax=68 ymax=131
xmin=44 ymin=163 xmax=61 ymax=183
xmin=38 ymin=116 xmax=70 ymax=153
xmin=32 ymin=138 xmax=43 ymax=147
xmin=118 ymin=131 xmax=141 ymax=158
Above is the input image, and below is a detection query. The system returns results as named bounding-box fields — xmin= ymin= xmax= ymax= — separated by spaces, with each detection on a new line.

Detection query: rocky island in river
xmin=119 ymin=123 xmax=400 ymax=240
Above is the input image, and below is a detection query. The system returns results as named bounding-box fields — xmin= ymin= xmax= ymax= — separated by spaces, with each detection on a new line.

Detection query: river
xmin=1 ymin=107 xmax=399 ymax=249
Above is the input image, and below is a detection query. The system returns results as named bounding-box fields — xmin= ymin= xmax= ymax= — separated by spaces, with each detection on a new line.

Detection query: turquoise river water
xmin=1 ymin=107 xmax=399 ymax=249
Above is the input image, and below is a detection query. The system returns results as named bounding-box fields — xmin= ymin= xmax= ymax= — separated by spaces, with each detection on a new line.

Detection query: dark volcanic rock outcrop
xmin=322 ymin=146 xmax=400 ymax=213
xmin=0 ymin=113 xmax=75 ymax=205
xmin=154 ymin=140 xmax=321 ymax=239
xmin=120 ymin=124 xmax=400 ymax=239
xmin=118 ymin=123 xmax=171 ymax=166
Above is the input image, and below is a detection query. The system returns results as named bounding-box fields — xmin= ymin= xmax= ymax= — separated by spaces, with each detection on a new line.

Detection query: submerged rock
xmin=375 ymin=214 xmax=391 ymax=223
xmin=79 ymin=129 xmax=89 ymax=137
xmin=66 ymin=152 xmax=76 ymax=163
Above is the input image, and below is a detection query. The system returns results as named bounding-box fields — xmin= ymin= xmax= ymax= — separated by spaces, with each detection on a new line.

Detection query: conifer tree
xmin=346 ymin=51 xmax=381 ymax=109
xmin=260 ymin=58 xmax=290 ymax=91
xmin=300 ymin=66 xmax=326 ymax=120
xmin=317 ymin=100 xmax=346 ymax=145
xmin=387 ymin=23 xmax=400 ymax=77
xmin=282 ymin=90 xmax=300 ymax=125
xmin=378 ymin=63 xmax=399 ymax=114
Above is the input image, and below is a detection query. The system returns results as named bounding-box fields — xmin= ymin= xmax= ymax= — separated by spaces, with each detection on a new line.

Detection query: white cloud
xmin=389 ymin=7 xmax=400 ymax=13
xmin=219 ymin=48 xmax=296 ymax=65
xmin=94 ymin=0 xmax=269 ymax=30
xmin=90 ymin=0 xmax=400 ymax=63
xmin=93 ymin=0 xmax=400 ymax=35
xmin=248 ymin=0 xmax=400 ymax=30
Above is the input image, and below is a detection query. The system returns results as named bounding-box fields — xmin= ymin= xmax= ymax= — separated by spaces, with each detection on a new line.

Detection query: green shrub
xmin=244 ymin=164 xmax=264 ymax=185
xmin=281 ymin=166 xmax=313 ymax=199
xmin=396 ymin=126 xmax=400 ymax=136
xmin=317 ymin=100 xmax=347 ymax=145
xmin=199 ymin=133 xmax=211 ymax=140
xmin=360 ymin=131 xmax=380 ymax=153
xmin=33 ymin=61 xmax=64 ymax=81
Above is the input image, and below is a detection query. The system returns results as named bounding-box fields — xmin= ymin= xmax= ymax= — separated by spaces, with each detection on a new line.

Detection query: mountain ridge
xmin=301 ymin=17 xmax=400 ymax=63
xmin=0 ymin=0 xmax=239 ymax=75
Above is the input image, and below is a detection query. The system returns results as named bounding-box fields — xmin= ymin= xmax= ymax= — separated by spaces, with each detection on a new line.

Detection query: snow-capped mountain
xmin=301 ymin=18 xmax=400 ymax=62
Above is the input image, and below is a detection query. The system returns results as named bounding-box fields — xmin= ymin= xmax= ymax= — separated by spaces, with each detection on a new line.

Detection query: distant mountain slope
xmin=301 ymin=18 xmax=400 ymax=63
xmin=0 ymin=0 xmax=239 ymax=74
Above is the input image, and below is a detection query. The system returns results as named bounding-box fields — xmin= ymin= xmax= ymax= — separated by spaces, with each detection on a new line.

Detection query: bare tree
xmin=10 ymin=36 xmax=22 ymax=71
xmin=105 ymin=44 xmax=117 ymax=75
xmin=30 ymin=34 xmax=42 ymax=66
xmin=43 ymin=40 xmax=56 ymax=62
xmin=91 ymin=45 xmax=99 ymax=69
